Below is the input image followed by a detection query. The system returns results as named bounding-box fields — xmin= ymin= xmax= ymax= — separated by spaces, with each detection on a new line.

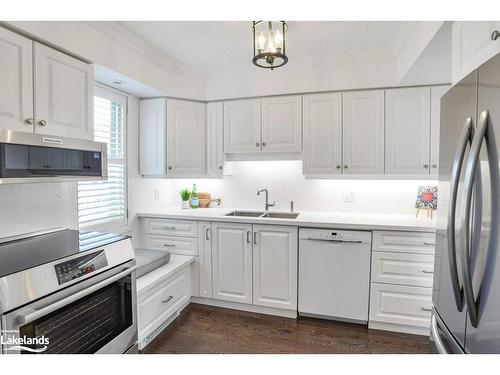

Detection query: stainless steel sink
xmin=225 ymin=211 xmax=265 ymax=217
xmin=260 ymin=212 xmax=300 ymax=219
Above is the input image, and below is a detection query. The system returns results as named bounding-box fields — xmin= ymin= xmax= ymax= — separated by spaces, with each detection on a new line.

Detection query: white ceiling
xmin=117 ymin=21 xmax=420 ymax=76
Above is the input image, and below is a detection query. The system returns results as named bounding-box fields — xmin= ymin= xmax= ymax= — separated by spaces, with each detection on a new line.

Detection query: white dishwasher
xmin=298 ymin=228 xmax=372 ymax=324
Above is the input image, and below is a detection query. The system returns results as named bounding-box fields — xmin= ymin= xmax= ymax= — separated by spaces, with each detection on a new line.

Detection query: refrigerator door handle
xmin=461 ymin=110 xmax=492 ymax=328
xmin=447 ymin=117 xmax=473 ymax=311
xmin=431 ymin=314 xmax=449 ymax=354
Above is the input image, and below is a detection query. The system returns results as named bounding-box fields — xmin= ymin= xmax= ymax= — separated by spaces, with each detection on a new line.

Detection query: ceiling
xmin=117 ymin=21 xmax=420 ymax=76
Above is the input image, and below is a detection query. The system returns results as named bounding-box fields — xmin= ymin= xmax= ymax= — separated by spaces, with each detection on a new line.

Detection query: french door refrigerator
xmin=431 ymin=51 xmax=500 ymax=354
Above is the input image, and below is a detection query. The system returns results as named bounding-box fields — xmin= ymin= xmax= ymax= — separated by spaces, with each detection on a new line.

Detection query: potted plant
xmin=179 ymin=188 xmax=191 ymax=209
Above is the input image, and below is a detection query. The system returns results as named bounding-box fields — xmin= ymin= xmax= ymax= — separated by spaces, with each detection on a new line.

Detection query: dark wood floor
xmin=143 ymin=303 xmax=429 ymax=354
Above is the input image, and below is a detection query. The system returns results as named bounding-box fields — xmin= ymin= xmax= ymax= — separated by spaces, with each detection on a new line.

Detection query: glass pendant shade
xmin=252 ymin=21 xmax=288 ymax=70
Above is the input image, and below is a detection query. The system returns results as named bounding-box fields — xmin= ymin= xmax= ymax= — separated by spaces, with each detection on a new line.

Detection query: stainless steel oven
xmin=0 ymin=229 xmax=138 ymax=354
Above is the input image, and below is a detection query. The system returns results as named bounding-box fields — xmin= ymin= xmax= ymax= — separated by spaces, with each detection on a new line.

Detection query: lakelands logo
xmin=1 ymin=330 xmax=49 ymax=353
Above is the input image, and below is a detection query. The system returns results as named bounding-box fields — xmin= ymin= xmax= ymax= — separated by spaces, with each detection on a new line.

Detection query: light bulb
xmin=267 ymin=31 xmax=276 ymax=53
xmin=257 ymin=32 xmax=266 ymax=52
xmin=274 ymin=29 xmax=283 ymax=49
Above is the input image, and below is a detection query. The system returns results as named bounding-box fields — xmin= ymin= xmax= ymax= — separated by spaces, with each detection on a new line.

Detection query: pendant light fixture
xmin=252 ymin=21 xmax=288 ymax=70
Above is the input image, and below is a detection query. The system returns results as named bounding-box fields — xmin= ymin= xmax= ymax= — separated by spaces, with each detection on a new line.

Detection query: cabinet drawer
xmin=369 ymin=283 xmax=432 ymax=328
xmin=143 ymin=234 xmax=199 ymax=256
xmin=373 ymin=231 xmax=436 ymax=254
xmin=143 ymin=218 xmax=198 ymax=237
xmin=138 ymin=267 xmax=190 ymax=339
xmin=371 ymin=251 xmax=434 ymax=287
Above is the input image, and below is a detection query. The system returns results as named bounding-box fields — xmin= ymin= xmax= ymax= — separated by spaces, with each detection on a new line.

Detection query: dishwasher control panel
xmin=299 ymin=228 xmax=372 ymax=243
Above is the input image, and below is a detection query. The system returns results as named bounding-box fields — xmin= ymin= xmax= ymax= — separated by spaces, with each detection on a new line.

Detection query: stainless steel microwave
xmin=0 ymin=130 xmax=107 ymax=184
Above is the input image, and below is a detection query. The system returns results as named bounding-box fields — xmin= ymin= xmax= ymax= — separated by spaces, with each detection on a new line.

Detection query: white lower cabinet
xmin=211 ymin=222 xmax=253 ymax=303
xmin=198 ymin=222 xmax=213 ymax=298
xmin=252 ymin=225 xmax=298 ymax=310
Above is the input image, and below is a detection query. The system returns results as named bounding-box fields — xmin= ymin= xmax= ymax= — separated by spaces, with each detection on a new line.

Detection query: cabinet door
xmin=223 ymin=99 xmax=261 ymax=153
xmin=302 ymin=93 xmax=342 ymax=174
xmin=430 ymin=85 xmax=450 ymax=176
xmin=166 ymin=99 xmax=206 ymax=176
xmin=207 ymin=102 xmax=224 ymax=177
xmin=0 ymin=27 xmax=33 ymax=132
xmin=212 ymin=222 xmax=253 ymax=304
xmin=385 ymin=87 xmax=431 ymax=175
xmin=198 ymin=222 xmax=213 ymax=298
xmin=34 ymin=43 xmax=93 ymax=139
xmin=253 ymin=225 xmax=297 ymax=310
xmin=452 ymin=22 xmax=500 ymax=83
xmin=342 ymin=90 xmax=384 ymax=174
xmin=261 ymin=96 xmax=302 ymax=152
xmin=140 ymin=98 xmax=166 ymax=176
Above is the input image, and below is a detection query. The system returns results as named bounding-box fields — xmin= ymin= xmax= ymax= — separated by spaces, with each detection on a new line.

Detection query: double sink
xmin=225 ymin=210 xmax=299 ymax=219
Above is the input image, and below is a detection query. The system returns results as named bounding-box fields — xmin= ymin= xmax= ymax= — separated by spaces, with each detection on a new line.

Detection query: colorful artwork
xmin=415 ymin=186 xmax=438 ymax=218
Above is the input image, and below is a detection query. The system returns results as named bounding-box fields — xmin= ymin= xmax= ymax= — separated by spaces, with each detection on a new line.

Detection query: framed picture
xmin=415 ymin=186 xmax=438 ymax=217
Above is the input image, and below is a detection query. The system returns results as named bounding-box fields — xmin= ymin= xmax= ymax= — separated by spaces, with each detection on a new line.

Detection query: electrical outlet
xmin=154 ymin=188 xmax=160 ymax=201
xmin=343 ymin=191 xmax=356 ymax=202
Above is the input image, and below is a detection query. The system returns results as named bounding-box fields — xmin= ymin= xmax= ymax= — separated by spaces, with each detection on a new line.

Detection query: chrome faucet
xmin=257 ymin=188 xmax=276 ymax=211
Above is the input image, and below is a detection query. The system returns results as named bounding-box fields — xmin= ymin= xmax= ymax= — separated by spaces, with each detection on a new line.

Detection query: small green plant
xmin=179 ymin=188 xmax=191 ymax=201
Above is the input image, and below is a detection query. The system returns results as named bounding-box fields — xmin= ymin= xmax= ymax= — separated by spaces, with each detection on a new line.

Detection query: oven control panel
xmin=54 ymin=250 xmax=108 ymax=285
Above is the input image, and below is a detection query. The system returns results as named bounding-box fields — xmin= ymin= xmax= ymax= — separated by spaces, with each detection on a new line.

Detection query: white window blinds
xmin=77 ymin=86 xmax=127 ymax=229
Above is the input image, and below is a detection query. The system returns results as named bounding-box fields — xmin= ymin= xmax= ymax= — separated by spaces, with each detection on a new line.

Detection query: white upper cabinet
xmin=34 ymin=43 xmax=93 ymax=140
xmin=0 ymin=27 xmax=33 ymax=133
xmin=452 ymin=22 xmax=500 ymax=84
xmin=166 ymin=99 xmax=206 ymax=176
xmin=302 ymin=93 xmax=342 ymax=175
xmin=207 ymin=102 xmax=225 ymax=177
xmin=385 ymin=87 xmax=431 ymax=175
xmin=224 ymin=99 xmax=261 ymax=153
xmin=342 ymin=90 xmax=384 ymax=174
xmin=140 ymin=98 xmax=166 ymax=176
xmin=261 ymin=96 xmax=302 ymax=152
xmin=430 ymin=86 xmax=450 ymax=176
xmin=212 ymin=222 xmax=253 ymax=304
xmin=252 ymin=225 xmax=297 ymax=310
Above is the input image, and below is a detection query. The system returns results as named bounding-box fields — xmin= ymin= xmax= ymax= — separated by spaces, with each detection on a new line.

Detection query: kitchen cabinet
xmin=430 ymin=85 xmax=450 ymax=176
xmin=252 ymin=225 xmax=297 ymax=310
xmin=207 ymin=102 xmax=225 ymax=177
xmin=198 ymin=222 xmax=213 ymax=298
xmin=211 ymin=222 xmax=253 ymax=303
xmin=302 ymin=93 xmax=342 ymax=174
xmin=166 ymin=99 xmax=206 ymax=176
xmin=385 ymin=87 xmax=431 ymax=175
xmin=223 ymin=99 xmax=261 ymax=153
xmin=342 ymin=90 xmax=384 ymax=174
xmin=0 ymin=27 xmax=93 ymax=139
xmin=261 ymin=96 xmax=302 ymax=152
xmin=34 ymin=43 xmax=93 ymax=139
xmin=140 ymin=98 xmax=166 ymax=176
xmin=452 ymin=22 xmax=500 ymax=84
xmin=0 ymin=27 xmax=33 ymax=133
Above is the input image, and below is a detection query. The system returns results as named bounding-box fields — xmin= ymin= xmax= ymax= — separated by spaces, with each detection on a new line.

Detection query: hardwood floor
xmin=143 ymin=303 xmax=430 ymax=354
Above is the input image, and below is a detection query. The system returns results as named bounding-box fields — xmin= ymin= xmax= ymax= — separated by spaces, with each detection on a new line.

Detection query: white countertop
xmin=137 ymin=207 xmax=436 ymax=232
xmin=136 ymin=254 xmax=194 ymax=293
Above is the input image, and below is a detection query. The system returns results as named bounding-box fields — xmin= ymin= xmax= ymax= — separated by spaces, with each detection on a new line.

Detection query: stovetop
xmin=0 ymin=229 xmax=129 ymax=278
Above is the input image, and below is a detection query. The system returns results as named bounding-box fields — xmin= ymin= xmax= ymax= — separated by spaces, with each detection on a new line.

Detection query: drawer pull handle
xmin=422 ymin=270 xmax=434 ymax=274
xmin=162 ymin=296 xmax=174 ymax=304
xmin=421 ymin=307 xmax=433 ymax=312
xmin=163 ymin=243 xmax=176 ymax=247
xmin=163 ymin=226 xmax=176 ymax=230
xmin=423 ymin=242 xmax=436 ymax=246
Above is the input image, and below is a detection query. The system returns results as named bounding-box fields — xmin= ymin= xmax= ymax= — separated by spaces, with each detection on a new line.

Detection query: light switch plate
xmin=343 ymin=191 xmax=356 ymax=202
xmin=154 ymin=188 xmax=160 ymax=201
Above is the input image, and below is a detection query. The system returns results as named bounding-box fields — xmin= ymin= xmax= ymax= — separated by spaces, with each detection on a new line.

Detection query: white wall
xmin=0 ymin=182 xmax=77 ymax=238
xmin=135 ymin=161 xmax=437 ymax=216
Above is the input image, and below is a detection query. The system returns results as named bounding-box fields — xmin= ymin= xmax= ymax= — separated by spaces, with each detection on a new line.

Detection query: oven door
xmin=1 ymin=261 xmax=137 ymax=354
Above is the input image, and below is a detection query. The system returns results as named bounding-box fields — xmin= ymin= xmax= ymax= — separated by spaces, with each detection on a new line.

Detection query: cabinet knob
xmin=219 ymin=165 xmax=223 ymax=170
xmin=256 ymin=142 xmax=260 ymax=147
xmin=424 ymin=164 xmax=429 ymax=169
xmin=25 ymin=117 xmax=34 ymax=125
xmin=344 ymin=165 xmax=348 ymax=169
xmin=168 ymin=166 xmax=172 ymax=170
xmin=38 ymin=120 xmax=47 ymax=127
xmin=262 ymin=142 xmax=266 ymax=146
xmin=492 ymin=30 xmax=500 ymax=41
xmin=336 ymin=165 xmax=341 ymax=169
xmin=432 ymin=164 xmax=437 ymax=169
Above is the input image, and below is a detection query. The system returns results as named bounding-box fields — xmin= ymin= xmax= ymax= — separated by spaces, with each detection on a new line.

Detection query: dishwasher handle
xmin=304 ymin=237 xmax=363 ymax=244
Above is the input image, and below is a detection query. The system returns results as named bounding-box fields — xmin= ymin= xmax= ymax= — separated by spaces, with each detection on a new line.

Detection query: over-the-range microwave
xmin=0 ymin=130 xmax=107 ymax=184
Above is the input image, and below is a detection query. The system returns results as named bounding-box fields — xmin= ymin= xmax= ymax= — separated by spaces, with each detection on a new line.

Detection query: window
xmin=77 ymin=86 xmax=127 ymax=229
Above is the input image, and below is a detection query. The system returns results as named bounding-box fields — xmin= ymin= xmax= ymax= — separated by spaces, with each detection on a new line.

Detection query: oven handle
xmin=16 ymin=265 xmax=137 ymax=326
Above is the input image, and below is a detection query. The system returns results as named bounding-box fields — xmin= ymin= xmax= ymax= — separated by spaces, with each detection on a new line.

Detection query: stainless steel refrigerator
xmin=431 ymin=51 xmax=500 ymax=353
